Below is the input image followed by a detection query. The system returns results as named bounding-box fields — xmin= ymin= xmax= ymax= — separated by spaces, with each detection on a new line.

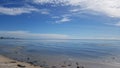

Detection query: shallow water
xmin=0 ymin=39 xmax=120 ymax=67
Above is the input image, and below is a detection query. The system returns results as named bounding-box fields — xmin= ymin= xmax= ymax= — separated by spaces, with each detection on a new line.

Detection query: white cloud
xmin=52 ymin=16 xmax=60 ymax=19
xmin=33 ymin=0 xmax=83 ymax=5
xmin=0 ymin=6 xmax=39 ymax=15
xmin=79 ymin=0 xmax=120 ymax=18
xmin=70 ymin=9 xmax=80 ymax=12
xmin=33 ymin=0 xmax=120 ymax=18
xmin=55 ymin=17 xmax=71 ymax=23
xmin=0 ymin=31 xmax=69 ymax=39
xmin=33 ymin=0 xmax=67 ymax=5
xmin=1 ymin=0 xmax=120 ymax=17
xmin=39 ymin=9 xmax=50 ymax=14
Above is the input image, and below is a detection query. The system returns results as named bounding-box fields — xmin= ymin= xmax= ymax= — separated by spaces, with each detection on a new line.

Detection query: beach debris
xmin=17 ymin=64 xmax=26 ymax=67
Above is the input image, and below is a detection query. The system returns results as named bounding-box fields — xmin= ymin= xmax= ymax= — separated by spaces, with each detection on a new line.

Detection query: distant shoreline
xmin=0 ymin=37 xmax=120 ymax=40
xmin=0 ymin=37 xmax=20 ymax=39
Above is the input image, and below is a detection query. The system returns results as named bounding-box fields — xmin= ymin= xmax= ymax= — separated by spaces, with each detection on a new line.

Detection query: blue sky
xmin=0 ymin=0 xmax=120 ymax=39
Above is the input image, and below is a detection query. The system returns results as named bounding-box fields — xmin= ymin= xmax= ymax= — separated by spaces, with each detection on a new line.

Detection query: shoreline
xmin=1 ymin=55 xmax=120 ymax=68
xmin=0 ymin=55 xmax=42 ymax=68
xmin=0 ymin=39 xmax=120 ymax=68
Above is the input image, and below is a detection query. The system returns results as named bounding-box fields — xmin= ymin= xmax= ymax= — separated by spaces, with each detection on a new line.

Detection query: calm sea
xmin=0 ymin=39 xmax=120 ymax=65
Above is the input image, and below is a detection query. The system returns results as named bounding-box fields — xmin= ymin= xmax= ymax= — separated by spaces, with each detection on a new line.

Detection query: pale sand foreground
xmin=1 ymin=55 xmax=120 ymax=68
xmin=0 ymin=55 xmax=42 ymax=68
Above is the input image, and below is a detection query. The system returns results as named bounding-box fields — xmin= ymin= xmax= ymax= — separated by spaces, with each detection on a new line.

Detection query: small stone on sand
xmin=17 ymin=64 xmax=26 ymax=67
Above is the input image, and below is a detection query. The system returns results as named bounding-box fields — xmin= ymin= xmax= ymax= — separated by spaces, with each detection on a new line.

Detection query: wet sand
xmin=0 ymin=55 xmax=42 ymax=68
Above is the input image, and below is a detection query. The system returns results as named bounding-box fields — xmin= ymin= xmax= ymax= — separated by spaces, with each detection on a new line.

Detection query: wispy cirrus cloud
xmin=0 ymin=6 xmax=39 ymax=15
xmin=1 ymin=0 xmax=120 ymax=26
xmin=32 ymin=0 xmax=120 ymax=18
xmin=1 ymin=0 xmax=120 ymax=18
xmin=32 ymin=0 xmax=120 ymax=26
xmin=55 ymin=17 xmax=71 ymax=23
xmin=32 ymin=0 xmax=83 ymax=6
xmin=39 ymin=9 xmax=50 ymax=14
xmin=0 ymin=6 xmax=51 ymax=15
xmin=0 ymin=31 xmax=70 ymax=39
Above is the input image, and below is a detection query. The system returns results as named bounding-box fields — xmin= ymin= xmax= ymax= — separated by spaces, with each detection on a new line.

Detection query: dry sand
xmin=0 ymin=55 xmax=42 ymax=68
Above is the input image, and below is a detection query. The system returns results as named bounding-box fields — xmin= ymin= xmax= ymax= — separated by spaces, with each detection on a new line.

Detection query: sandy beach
xmin=0 ymin=55 xmax=42 ymax=68
xmin=1 ymin=54 xmax=120 ymax=68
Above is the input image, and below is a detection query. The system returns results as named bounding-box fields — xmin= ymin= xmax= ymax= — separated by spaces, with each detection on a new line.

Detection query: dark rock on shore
xmin=17 ymin=64 xmax=26 ymax=67
xmin=77 ymin=66 xmax=84 ymax=68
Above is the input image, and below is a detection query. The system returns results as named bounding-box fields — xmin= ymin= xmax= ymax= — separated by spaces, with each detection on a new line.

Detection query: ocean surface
xmin=0 ymin=39 xmax=120 ymax=67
